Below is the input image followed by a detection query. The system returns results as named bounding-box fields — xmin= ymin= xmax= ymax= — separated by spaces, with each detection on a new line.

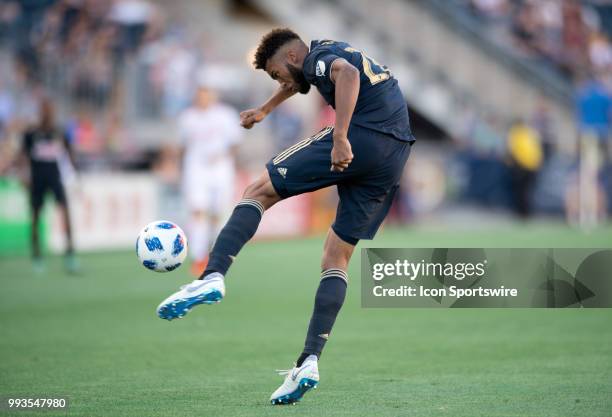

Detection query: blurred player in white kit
xmin=178 ymin=83 xmax=242 ymax=276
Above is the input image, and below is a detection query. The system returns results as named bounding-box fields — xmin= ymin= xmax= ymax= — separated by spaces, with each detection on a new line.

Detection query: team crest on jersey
xmin=316 ymin=60 xmax=326 ymax=77
xmin=277 ymin=167 xmax=287 ymax=179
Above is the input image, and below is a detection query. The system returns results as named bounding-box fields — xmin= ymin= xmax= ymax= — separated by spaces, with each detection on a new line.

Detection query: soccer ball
xmin=136 ymin=220 xmax=188 ymax=272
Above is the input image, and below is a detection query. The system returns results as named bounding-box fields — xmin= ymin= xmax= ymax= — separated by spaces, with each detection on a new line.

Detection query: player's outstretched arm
xmin=330 ymin=59 xmax=360 ymax=172
xmin=240 ymin=86 xmax=296 ymax=129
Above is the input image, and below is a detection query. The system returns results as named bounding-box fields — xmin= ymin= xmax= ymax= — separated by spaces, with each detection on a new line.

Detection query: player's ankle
xmin=296 ymin=352 xmax=318 ymax=367
xmin=199 ymin=271 xmax=224 ymax=281
xmin=200 ymin=268 xmax=217 ymax=279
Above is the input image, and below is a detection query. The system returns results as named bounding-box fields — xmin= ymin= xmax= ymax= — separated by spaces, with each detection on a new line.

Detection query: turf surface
xmin=1 ymin=224 xmax=611 ymax=416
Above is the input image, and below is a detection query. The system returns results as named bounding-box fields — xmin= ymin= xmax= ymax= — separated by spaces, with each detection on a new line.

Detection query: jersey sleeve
xmin=303 ymin=49 xmax=341 ymax=88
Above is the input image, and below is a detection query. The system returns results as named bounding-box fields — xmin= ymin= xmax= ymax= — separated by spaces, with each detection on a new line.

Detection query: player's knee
xmin=321 ymin=248 xmax=351 ymax=273
xmin=242 ymin=172 xmax=280 ymax=209
xmin=321 ymin=230 xmax=355 ymax=271
xmin=242 ymin=180 xmax=268 ymax=200
xmin=242 ymin=181 xmax=258 ymax=199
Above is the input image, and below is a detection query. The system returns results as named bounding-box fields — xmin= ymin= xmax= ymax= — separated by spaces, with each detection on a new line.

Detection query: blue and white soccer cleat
xmin=156 ymin=273 xmax=225 ymax=320
xmin=270 ymin=355 xmax=319 ymax=405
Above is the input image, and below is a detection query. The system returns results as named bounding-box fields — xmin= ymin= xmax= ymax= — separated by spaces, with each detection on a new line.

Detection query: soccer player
xmin=157 ymin=29 xmax=414 ymax=404
xmin=177 ymin=84 xmax=242 ymax=276
xmin=18 ymin=97 xmax=78 ymax=273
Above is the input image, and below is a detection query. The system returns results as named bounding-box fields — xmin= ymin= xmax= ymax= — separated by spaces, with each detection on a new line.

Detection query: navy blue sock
xmin=201 ymin=199 xmax=264 ymax=278
xmin=297 ymin=269 xmax=348 ymax=365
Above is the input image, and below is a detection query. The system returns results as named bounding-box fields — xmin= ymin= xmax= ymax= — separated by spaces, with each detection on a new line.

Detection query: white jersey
xmin=178 ymin=103 xmax=241 ymax=213
xmin=178 ymin=104 xmax=241 ymax=172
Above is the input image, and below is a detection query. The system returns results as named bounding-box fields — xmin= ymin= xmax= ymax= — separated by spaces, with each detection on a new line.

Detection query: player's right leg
xmin=156 ymin=171 xmax=281 ymax=320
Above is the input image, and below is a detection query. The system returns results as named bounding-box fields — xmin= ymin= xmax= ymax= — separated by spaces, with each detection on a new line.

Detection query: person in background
xmin=576 ymin=74 xmax=612 ymax=162
xmin=507 ymin=119 xmax=544 ymax=218
xmin=17 ymin=96 xmax=78 ymax=273
xmin=178 ymin=83 xmax=242 ymax=276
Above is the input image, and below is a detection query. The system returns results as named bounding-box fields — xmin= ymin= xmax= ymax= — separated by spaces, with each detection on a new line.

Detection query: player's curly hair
xmin=253 ymin=28 xmax=302 ymax=70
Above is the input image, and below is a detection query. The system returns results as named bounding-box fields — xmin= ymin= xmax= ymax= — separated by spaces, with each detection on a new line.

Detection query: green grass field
xmin=1 ymin=224 xmax=611 ymax=417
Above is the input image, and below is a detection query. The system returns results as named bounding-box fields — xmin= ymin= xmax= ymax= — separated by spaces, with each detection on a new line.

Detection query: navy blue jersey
xmin=23 ymin=127 xmax=69 ymax=178
xmin=303 ymin=40 xmax=414 ymax=142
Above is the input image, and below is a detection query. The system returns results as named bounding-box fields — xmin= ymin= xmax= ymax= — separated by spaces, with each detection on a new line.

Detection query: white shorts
xmin=182 ymin=164 xmax=235 ymax=215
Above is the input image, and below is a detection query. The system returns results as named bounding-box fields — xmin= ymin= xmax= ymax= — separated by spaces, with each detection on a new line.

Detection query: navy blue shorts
xmin=266 ymin=125 xmax=412 ymax=244
xmin=30 ymin=173 xmax=67 ymax=211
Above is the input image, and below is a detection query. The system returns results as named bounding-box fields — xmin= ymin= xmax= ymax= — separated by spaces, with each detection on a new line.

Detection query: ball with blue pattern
xmin=136 ymin=220 xmax=188 ymax=272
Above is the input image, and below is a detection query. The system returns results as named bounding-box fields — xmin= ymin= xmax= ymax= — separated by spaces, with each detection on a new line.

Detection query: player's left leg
xmin=202 ymin=170 xmax=282 ymax=276
xmin=270 ymin=228 xmax=354 ymax=405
